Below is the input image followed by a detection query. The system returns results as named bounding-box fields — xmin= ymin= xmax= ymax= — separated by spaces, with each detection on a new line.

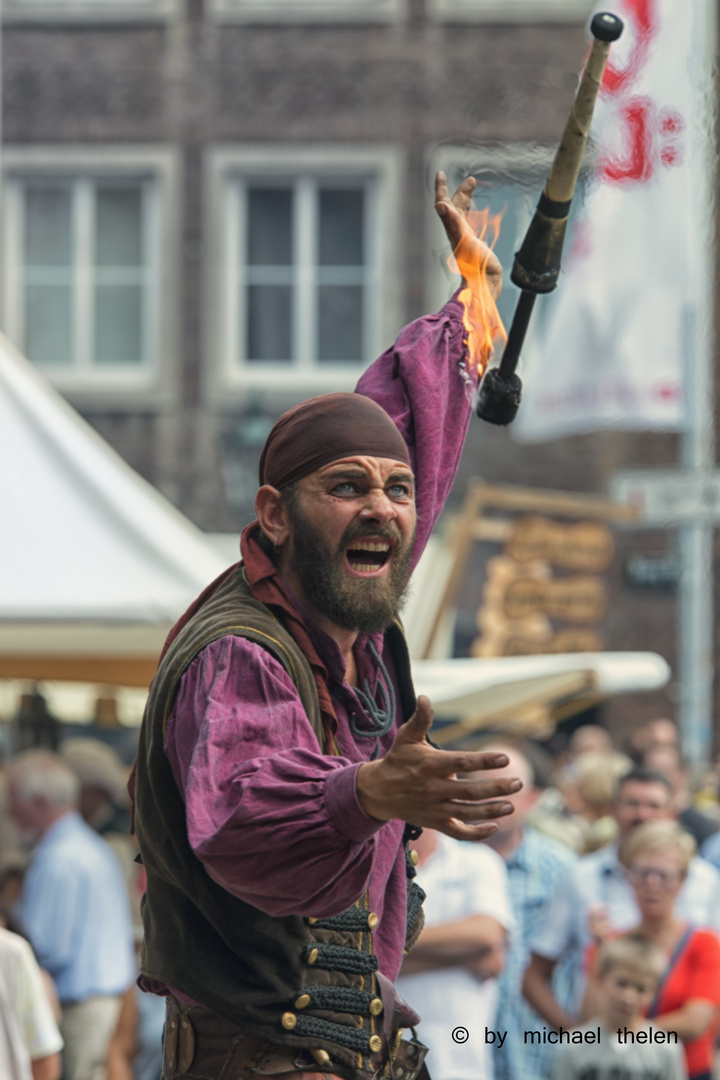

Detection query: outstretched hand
xmin=356 ymin=696 xmax=521 ymax=841
xmin=435 ymin=171 xmax=502 ymax=303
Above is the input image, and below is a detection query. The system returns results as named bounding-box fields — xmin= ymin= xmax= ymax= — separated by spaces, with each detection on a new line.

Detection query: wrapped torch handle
xmin=512 ymin=11 xmax=624 ymax=295
xmin=477 ymin=11 xmax=623 ymax=425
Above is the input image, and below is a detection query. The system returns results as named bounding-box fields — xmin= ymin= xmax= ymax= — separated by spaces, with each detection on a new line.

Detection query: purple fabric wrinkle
xmin=162 ymin=294 xmax=475 ymax=987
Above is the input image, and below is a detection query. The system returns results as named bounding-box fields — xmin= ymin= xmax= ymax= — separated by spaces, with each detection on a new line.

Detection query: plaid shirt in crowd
xmin=493 ymin=827 xmax=577 ymax=1080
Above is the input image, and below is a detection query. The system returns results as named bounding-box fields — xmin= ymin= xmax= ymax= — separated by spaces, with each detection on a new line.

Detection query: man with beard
xmin=134 ymin=173 xmax=521 ymax=1080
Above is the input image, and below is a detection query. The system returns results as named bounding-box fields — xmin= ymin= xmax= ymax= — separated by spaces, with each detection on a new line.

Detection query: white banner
xmin=514 ymin=0 xmax=707 ymax=443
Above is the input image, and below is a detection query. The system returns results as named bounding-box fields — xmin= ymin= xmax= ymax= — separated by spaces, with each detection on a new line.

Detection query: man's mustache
xmin=340 ymin=523 xmax=404 ymax=547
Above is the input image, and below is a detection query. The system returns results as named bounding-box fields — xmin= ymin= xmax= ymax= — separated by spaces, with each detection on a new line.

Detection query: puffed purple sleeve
xmin=355 ymin=293 xmax=473 ymax=560
xmin=164 ymin=635 xmax=385 ymax=917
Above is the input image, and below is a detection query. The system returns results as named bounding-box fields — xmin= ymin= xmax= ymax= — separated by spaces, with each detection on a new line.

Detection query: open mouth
xmin=345 ymin=539 xmax=392 ymax=575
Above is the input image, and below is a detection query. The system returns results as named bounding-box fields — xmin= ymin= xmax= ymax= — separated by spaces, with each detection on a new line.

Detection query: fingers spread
xmin=452 ymin=176 xmax=477 ymax=214
xmin=450 ymin=775 xmax=523 ymax=801
xmin=400 ymin=695 xmax=434 ymax=743
xmin=451 ymin=750 xmax=514 ymax=775
xmin=438 ymin=799 xmax=515 ymax=824
xmin=440 ymin=819 xmax=500 ymax=842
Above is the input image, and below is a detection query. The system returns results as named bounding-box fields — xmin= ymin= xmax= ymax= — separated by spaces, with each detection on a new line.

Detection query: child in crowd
xmin=554 ymin=935 xmax=686 ymax=1080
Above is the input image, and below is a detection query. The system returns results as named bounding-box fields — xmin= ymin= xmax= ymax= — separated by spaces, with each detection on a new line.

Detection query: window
xmin=427 ymin=0 xmax=592 ymax=21
xmin=208 ymin=0 xmax=405 ymax=24
xmin=3 ymin=148 xmax=178 ymax=401
xmin=3 ymin=0 xmax=176 ymax=25
xmin=428 ymin=145 xmax=588 ymax=342
xmin=206 ymin=146 xmax=403 ymax=395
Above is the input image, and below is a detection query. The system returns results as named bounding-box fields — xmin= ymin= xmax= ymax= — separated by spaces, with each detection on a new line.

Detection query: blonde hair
xmin=596 ymin=933 xmax=665 ymax=983
xmin=574 ymin=751 xmax=632 ymax=811
xmin=618 ymin=819 xmax=696 ymax=874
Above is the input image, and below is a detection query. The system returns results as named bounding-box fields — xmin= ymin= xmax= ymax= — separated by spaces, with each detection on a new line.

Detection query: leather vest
xmin=135 ymin=566 xmax=425 ymax=1078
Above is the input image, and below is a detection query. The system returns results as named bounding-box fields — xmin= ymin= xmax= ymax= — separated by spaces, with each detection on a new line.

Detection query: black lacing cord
xmin=308 ymin=909 xmax=376 ymax=931
xmin=298 ymin=986 xmax=376 ymax=1014
xmin=406 ymin=882 xmax=426 ymax=936
xmin=350 ymin=642 xmax=396 ymax=741
xmin=292 ymin=1015 xmax=375 ymax=1053
xmin=301 ymin=943 xmax=379 ymax=975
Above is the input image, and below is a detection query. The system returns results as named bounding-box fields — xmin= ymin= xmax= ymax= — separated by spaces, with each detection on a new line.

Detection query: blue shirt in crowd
xmin=494 ymin=827 xmax=577 ymax=1080
xmin=16 ymin=810 xmax=135 ymax=1003
xmin=701 ymin=828 xmax=720 ymax=871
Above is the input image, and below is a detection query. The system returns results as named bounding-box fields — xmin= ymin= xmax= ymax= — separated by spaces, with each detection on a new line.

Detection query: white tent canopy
xmin=412 ymin=652 xmax=671 ymax=741
xmin=0 ymin=332 xmax=229 ymax=684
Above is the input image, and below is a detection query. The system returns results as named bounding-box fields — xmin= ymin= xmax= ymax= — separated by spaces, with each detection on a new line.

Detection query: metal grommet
xmin=282 ymin=1012 xmax=298 ymax=1030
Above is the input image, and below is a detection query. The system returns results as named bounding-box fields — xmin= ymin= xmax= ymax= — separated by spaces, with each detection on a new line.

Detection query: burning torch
xmin=476 ymin=11 xmax=624 ymax=426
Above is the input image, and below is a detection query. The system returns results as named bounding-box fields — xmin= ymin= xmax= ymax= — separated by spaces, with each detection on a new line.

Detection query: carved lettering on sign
xmin=506 ymin=517 xmax=615 ymax=572
xmin=503 ymin=576 xmax=608 ymax=624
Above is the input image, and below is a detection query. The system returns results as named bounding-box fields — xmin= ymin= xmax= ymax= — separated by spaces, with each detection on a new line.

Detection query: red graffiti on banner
xmin=594 ymin=0 xmax=684 ymax=185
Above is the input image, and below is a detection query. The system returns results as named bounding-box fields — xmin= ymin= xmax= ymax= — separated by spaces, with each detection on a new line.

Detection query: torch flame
xmin=447 ymin=207 xmax=507 ymax=377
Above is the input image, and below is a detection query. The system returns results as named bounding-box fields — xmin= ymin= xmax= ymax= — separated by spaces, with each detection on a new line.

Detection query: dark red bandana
xmin=259 ymin=392 xmax=410 ymax=490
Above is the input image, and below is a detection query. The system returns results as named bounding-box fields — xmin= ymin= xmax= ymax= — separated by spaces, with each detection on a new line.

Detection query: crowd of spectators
xmin=2 ymin=715 xmax=720 ymax=1080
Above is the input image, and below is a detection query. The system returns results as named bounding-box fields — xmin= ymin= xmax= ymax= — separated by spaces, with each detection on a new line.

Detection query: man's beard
xmin=286 ymin=502 xmax=415 ymax=634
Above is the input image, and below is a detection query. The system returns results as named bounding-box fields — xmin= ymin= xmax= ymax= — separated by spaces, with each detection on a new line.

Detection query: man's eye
xmin=332 ymin=482 xmax=361 ymax=495
xmin=387 ymin=484 xmax=412 ymax=498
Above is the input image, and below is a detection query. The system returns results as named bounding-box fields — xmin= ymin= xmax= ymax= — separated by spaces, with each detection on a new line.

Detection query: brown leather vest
xmin=135 ymin=566 xmax=424 ymax=1078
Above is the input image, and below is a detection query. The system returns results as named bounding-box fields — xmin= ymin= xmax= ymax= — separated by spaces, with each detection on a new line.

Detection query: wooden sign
xmin=503 ymin=575 xmax=608 ymax=623
xmin=507 ymin=516 xmax=615 ymax=572
xmin=472 ymin=627 xmax=604 ymax=658
xmin=422 ymin=480 xmax=631 ymax=661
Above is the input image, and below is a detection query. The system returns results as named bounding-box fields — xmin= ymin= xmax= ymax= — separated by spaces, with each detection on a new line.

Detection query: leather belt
xmin=161 ymin=996 xmax=428 ymax=1080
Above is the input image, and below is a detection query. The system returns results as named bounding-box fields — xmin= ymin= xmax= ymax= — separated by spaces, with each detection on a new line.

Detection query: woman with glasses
xmin=582 ymin=820 xmax=720 ymax=1080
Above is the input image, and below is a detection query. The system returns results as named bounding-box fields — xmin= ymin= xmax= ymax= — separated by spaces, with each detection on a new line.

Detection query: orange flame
xmin=447 ymin=207 xmax=507 ymax=377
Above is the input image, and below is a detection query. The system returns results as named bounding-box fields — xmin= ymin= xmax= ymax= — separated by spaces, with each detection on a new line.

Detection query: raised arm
xmin=356 ymin=173 xmax=502 ymax=561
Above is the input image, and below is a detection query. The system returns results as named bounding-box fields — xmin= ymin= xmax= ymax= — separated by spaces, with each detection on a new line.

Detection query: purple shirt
xmin=164 ymin=295 xmax=474 ymax=982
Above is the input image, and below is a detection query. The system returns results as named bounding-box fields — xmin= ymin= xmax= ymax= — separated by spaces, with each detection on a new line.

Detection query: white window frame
xmin=207 ymin=0 xmax=405 ymax=25
xmin=427 ymin=0 xmax=593 ymax=22
xmin=2 ymin=0 xmax=178 ymax=25
xmin=2 ymin=146 xmax=180 ymax=408
xmin=204 ymin=144 xmax=404 ymax=402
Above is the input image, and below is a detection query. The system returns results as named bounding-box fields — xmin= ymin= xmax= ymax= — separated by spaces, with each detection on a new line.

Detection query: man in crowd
xmin=396 ymin=828 xmax=513 ymax=1080
xmin=134 ymin=172 xmax=522 ymax=1080
xmin=627 ymin=717 xmax=679 ymax=763
xmin=480 ymin=744 xmax=577 ymax=1080
xmin=523 ymin=765 xmax=720 ymax=1030
xmin=8 ymin=751 xmax=135 ymax=1080
xmin=642 ymin=744 xmax=718 ymax=847
xmin=0 ymin=923 xmax=63 ymax=1080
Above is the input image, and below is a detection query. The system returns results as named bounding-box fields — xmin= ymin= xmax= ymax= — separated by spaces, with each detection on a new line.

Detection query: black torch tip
xmin=476 ymin=367 xmax=523 ymax=426
xmin=591 ymin=12 xmax=624 ymax=42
